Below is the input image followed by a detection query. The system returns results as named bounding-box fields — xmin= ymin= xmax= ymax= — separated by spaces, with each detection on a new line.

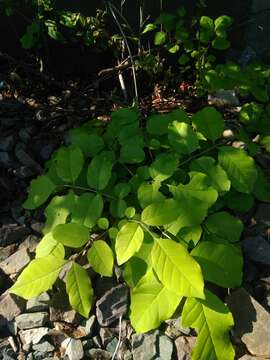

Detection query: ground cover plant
xmin=9 ymin=103 xmax=270 ymax=359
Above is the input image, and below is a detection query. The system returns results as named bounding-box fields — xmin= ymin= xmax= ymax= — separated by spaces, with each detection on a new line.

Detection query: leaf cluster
xmin=9 ymin=105 xmax=270 ymax=359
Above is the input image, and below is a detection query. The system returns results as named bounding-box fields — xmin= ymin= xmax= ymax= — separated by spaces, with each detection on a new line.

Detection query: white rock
xmin=19 ymin=327 xmax=50 ymax=345
xmin=62 ymin=338 xmax=84 ymax=360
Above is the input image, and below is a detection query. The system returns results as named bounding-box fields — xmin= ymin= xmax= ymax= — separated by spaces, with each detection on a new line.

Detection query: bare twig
xmin=112 ymin=315 xmax=123 ymax=360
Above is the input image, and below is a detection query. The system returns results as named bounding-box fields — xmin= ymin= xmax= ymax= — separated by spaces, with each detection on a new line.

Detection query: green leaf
xmin=215 ymin=15 xmax=233 ymax=37
xmin=97 ymin=218 xmax=109 ymax=230
xmin=72 ymin=193 xmax=103 ymax=228
xmin=218 ymin=146 xmax=257 ymax=194
xmin=142 ymin=199 xmax=180 ymax=226
xmin=36 ymin=233 xmax=65 ymax=259
xmin=43 ymin=191 xmax=76 ymax=234
xmin=123 ymin=257 xmax=148 ymax=288
xmin=149 ymin=153 xmax=179 ymax=181
xmin=191 ymin=241 xmax=243 ymax=288
xmin=55 ymin=146 xmax=84 ymax=183
xmin=212 ymin=36 xmax=230 ymax=50
xmin=154 ymin=31 xmax=167 ymax=45
xmin=199 ymin=16 xmax=215 ymax=43
xmin=261 ymin=135 xmax=270 ymax=152
xmin=87 ymin=240 xmax=114 ymax=277
xmin=66 ymin=262 xmax=93 ymax=318
xmin=142 ymin=23 xmax=157 ymax=34
xmin=130 ymin=270 xmax=181 ymax=333
xmin=178 ymin=54 xmax=190 ymax=65
xmin=223 ymin=190 xmax=254 ymax=213
xmin=115 ymin=222 xmax=144 ymax=265
xmin=23 ymin=175 xmax=56 ymax=210
xmin=70 ymin=130 xmax=104 ymax=157
xmin=192 ymin=107 xmax=224 ymax=142
xmin=114 ymin=183 xmax=131 ymax=199
xmin=146 ymin=114 xmax=171 ymax=135
xmin=239 ymin=102 xmax=264 ymax=132
xmin=178 ymin=226 xmax=202 ymax=247
xmin=168 ymin=121 xmax=199 ymax=154
xmin=205 ymin=211 xmax=243 ymax=243
xmin=9 ymin=255 xmax=66 ymax=299
xmin=125 ymin=207 xmax=136 ymax=218
xmin=253 ymin=166 xmax=270 ymax=202
xmin=166 ymin=173 xmax=218 ymax=235
xmin=190 ymin=156 xmax=231 ymax=193
xmin=182 ymin=289 xmax=235 ymax=360
xmin=110 ymin=198 xmax=127 ymax=218
xmin=138 ymin=182 xmax=165 ymax=209
xmin=87 ymin=151 xmax=115 ymax=190
xmin=52 ymin=223 xmax=89 ymax=248
xmin=151 ymin=238 xmax=204 ymax=298
xmin=120 ymin=144 xmax=145 ymax=164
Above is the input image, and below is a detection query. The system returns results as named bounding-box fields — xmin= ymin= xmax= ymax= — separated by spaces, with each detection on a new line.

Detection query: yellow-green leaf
xmin=130 ymin=270 xmax=181 ymax=333
xmin=35 ymin=233 xmax=65 ymax=259
xmin=9 ymin=255 xmax=66 ymax=299
xmin=52 ymin=223 xmax=89 ymax=248
xmin=66 ymin=262 xmax=93 ymax=318
xmin=182 ymin=289 xmax=235 ymax=360
xmin=23 ymin=175 xmax=56 ymax=210
xmin=152 ymin=238 xmax=204 ymax=298
xmin=87 ymin=240 xmax=114 ymax=277
xmin=115 ymin=222 xmax=144 ymax=265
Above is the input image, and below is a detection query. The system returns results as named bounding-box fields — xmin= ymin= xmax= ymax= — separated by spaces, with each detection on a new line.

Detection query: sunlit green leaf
xmin=23 ymin=175 xmax=56 ymax=210
xmin=53 ymin=223 xmax=89 ymax=248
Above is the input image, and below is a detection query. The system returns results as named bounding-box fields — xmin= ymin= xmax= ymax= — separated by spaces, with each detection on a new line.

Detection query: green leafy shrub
xmin=141 ymin=7 xmax=233 ymax=82
xmin=9 ymin=106 xmax=270 ymax=359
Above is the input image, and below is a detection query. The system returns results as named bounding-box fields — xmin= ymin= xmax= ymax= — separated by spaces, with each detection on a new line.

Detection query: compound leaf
xmin=87 ymin=240 xmax=114 ymax=277
xmin=115 ymin=222 xmax=144 ymax=265
xmin=218 ymin=146 xmax=257 ymax=194
xmin=23 ymin=175 xmax=56 ymax=210
xmin=70 ymin=131 xmax=104 ymax=157
xmin=182 ymin=289 xmax=235 ymax=360
xmin=9 ymin=255 xmax=66 ymax=299
xmin=191 ymin=241 xmax=243 ymax=288
xmin=53 ymin=223 xmax=89 ymax=248
xmin=130 ymin=270 xmax=181 ymax=333
xmin=66 ymin=262 xmax=93 ymax=318
xmin=152 ymin=238 xmax=204 ymax=298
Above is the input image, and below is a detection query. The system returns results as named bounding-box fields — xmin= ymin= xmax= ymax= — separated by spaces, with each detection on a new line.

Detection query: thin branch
xmin=111 ymin=315 xmax=123 ymax=360
xmin=60 ymin=184 xmax=116 ymax=200
xmin=107 ymin=2 xmax=139 ymax=106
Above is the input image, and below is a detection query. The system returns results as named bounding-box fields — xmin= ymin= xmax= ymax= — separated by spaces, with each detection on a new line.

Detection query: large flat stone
xmin=96 ymin=284 xmax=129 ymax=326
xmin=0 ymin=292 xmax=25 ymax=324
xmin=0 ymin=248 xmax=31 ymax=275
xmin=241 ymin=236 xmax=270 ymax=265
xmin=227 ymin=288 xmax=270 ymax=357
xmin=15 ymin=312 xmax=49 ymax=329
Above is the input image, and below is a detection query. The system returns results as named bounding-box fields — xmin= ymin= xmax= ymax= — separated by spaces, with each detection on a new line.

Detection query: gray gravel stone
xmin=0 ymin=247 xmax=31 ymax=275
xmin=86 ymin=348 xmax=111 ymax=360
xmin=0 ymin=224 xmax=30 ymax=247
xmin=16 ymin=312 xmax=49 ymax=329
xmin=132 ymin=331 xmax=158 ymax=360
xmin=77 ymin=315 xmax=95 ymax=338
xmin=96 ymin=284 xmax=129 ymax=326
xmin=175 ymin=336 xmax=196 ymax=360
xmin=158 ymin=335 xmax=174 ymax=360
xmin=106 ymin=337 xmax=118 ymax=354
xmin=242 ymin=236 xmax=270 ymax=265
xmin=0 ymin=136 xmax=14 ymax=152
xmin=62 ymin=338 xmax=84 ymax=360
xmin=238 ymin=356 xmax=265 ymax=360
xmin=0 ymin=151 xmax=13 ymax=168
xmin=32 ymin=341 xmax=55 ymax=353
xmin=26 ymin=293 xmax=50 ymax=312
xmin=255 ymin=204 xmax=270 ymax=226
xmin=227 ymin=288 xmax=270 ymax=357
xmin=19 ymin=327 xmax=50 ymax=345
xmin=0 ymin=292 xmax=25 ymax=324
xmin=165 ymin=318 xmax=190 ymax=339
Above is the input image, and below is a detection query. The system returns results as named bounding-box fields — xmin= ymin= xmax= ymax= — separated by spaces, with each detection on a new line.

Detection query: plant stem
xmin=60 ymin=185 xmax=116 ymax=200
xmin=178 ymin=140 xmax=228 ymax=168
